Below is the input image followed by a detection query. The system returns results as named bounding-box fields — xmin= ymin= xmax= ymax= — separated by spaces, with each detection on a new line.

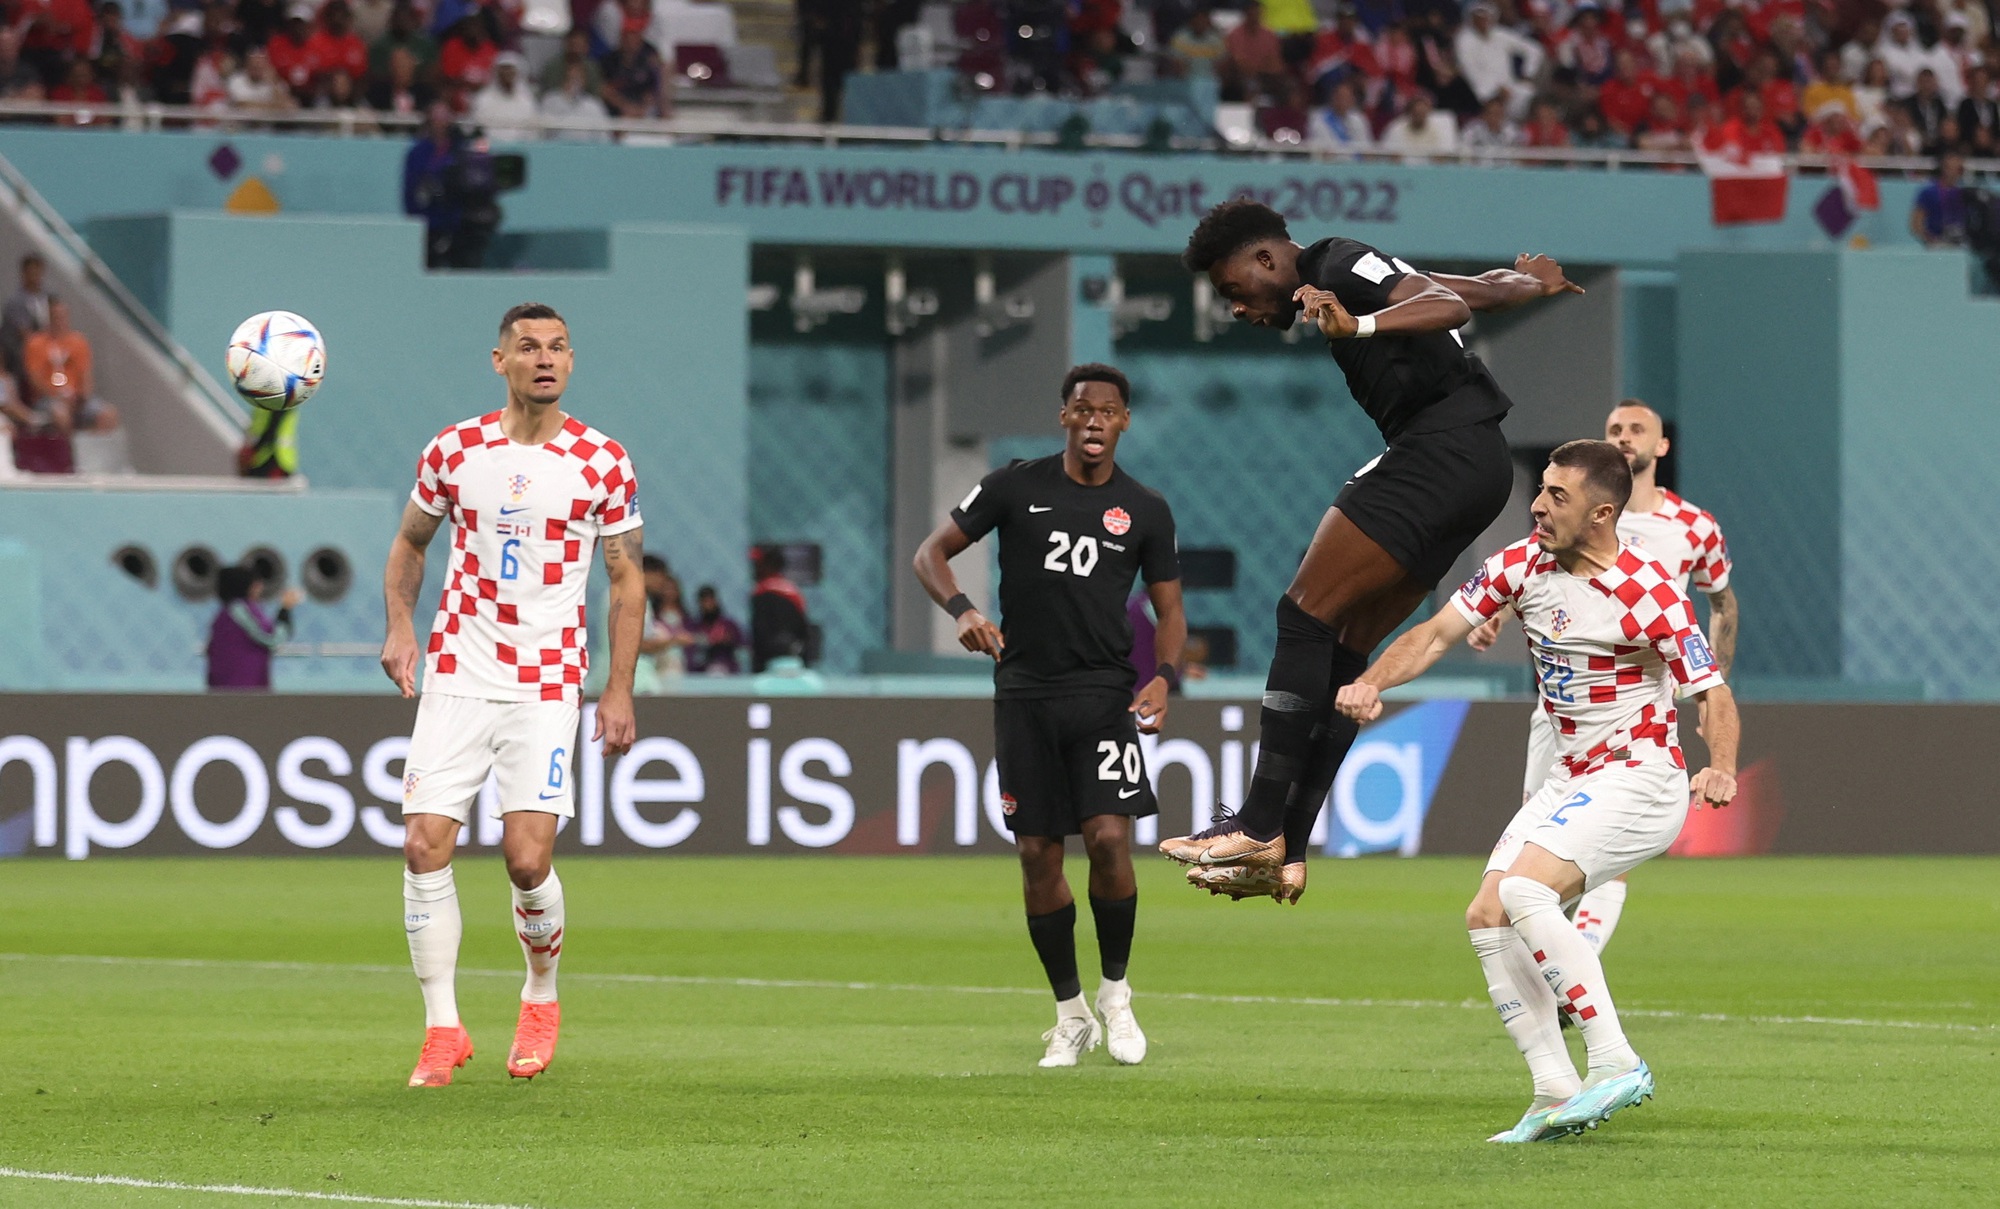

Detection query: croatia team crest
xmin=508 ymin=473 xmax=531 ymax=501
xmin=403 ymin=770 xmax=420 ymax=801
xmin=1550 ymin=607 xmax=1572 ymax=638
xmin=1102 ymin=507 xmax=1132 ymax=535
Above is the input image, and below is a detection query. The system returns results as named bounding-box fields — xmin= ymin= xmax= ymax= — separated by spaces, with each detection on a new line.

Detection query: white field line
xmin=0 ymin=1167 xmax=537 ymax=1208
xmin=2 ymin=952 xmax=1992 ymax=1035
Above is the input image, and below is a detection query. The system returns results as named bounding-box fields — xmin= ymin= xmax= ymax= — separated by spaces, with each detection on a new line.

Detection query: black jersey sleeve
xmin=1140 ymin=493 xmax=1180 ymax=585
xmin=1304 ymin=237 xmax=1409 ymax=316
xmin=949 ymin=463 xmax=1014 ymax=542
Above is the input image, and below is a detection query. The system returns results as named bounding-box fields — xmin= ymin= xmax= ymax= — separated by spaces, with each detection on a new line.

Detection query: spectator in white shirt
xmin=1307 ymin=81 xmax=1375 ymax=154
xmin=471 ymin=51 xmax=540 ymax=141
xmin=1380 ymin=91 xmax=1459 ymax=161
xmin=539 ymin=61 xmax=612 ymax=141
xmin=1459 ymin=94 xmax=1521 ymax=156
xmin=1454 ymin=1 xmax=1544 ymax=119
xmin=1876 ymin=13 xmax=1959 ymax=102
xmin=227 ymin=48 xmax=296 ymax=113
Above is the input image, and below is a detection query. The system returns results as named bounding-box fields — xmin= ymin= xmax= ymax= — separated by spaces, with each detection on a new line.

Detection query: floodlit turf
xmin=5 ymin=855 xmax=1997 ymax=1208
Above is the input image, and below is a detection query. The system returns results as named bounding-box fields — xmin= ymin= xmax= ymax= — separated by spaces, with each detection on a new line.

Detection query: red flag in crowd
xmin=1697 ymin=123 xmax=1789 ymax=226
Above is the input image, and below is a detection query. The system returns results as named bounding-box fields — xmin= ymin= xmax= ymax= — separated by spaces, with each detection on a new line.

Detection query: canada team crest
xmin=1102 ymin=507 xmax=1132 ymax=536
xmin=508 ymin=473 xmax=531 ymax=501
xmin=1000 ymin=792 xmax=1018 ymax=816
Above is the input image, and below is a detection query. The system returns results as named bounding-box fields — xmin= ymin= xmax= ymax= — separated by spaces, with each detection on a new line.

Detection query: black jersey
xmin=951 ymin=455 xmax=1180 ymax=700
xmin=1296 ymin=236 xmax=1513 ymax=442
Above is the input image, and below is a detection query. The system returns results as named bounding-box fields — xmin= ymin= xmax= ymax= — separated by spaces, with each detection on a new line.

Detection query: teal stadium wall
xmin=0 ymin=129 xmax=1987 ymax=696
xmin=1678 ymin=248 xmax=2000 ymax=699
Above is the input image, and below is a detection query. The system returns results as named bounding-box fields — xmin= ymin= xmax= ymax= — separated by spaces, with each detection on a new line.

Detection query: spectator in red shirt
xmin=304 ymin=0 xmax=368 ymax=89
xmin=1798 ymin=103 xmax=1864 ymax=156
xmin=265 ymin=2 xmax=316 ymax=99
xmin=1306 ymin=7 xmax=1376 ymax=94
xmin=1220 ymin=2 xmax=1287 ymax=103
xmin=1634 ymin=90 xmax=1689 ymax=151
xmin=1707 ymin=90 xmax=1786 ymax=155
xmin=1522 ymin=95 xmax=1572 ymax=146
xmin=1597 ymin=47 xmax=1659 ymax=136
xmin=48 ymin=55 xmax=106 ymax=121
xmin=438 ymin=13 xmax=496 ymax=91
xmin=21 ymin=0 xmax=97 ymax=80
xmin=1662 ymin=48 xmax=1720 ymax=112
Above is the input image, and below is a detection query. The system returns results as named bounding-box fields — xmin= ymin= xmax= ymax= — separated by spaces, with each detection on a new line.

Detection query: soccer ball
xmin=226 ymin=311 xmax=326 ymax=412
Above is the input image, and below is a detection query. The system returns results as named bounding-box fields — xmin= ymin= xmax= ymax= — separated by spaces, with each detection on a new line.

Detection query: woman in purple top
xmin=206 ymin=565 xmax=301 ymax=690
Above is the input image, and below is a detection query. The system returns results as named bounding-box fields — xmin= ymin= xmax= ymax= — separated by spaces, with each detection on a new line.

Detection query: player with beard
xmin=1338 ymin=440 xmax=1738 ymax=1141
xmin=1164 ymin=199 xmax=1583 ymax=903
xmin=913 ymin=363 xmax=1185 ymax=1068
xmin=1468 ymin=399 xmax=1738 ymax=954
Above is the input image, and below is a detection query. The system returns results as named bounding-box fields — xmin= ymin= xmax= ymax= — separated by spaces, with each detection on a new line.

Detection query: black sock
xmin=1089 ymin=893 xmax=1137 ymax=982
xmin=1026 ymin=903 xmax=1081 ymax=1001
xmin=1282 ymin=642 xmax=1369 ymax=865
xmin=1238 ymin=597 xmax=1344 ymax=839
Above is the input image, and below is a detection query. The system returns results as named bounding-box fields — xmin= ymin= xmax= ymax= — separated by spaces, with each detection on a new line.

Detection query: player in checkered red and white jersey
xmin=1337 ymin=441 xmax=1741 ymax=1142
xmin=378 ymin=303 xmax=646 ymax=1091
xmin=1467 ymin=400 xmax=1741 ymax=954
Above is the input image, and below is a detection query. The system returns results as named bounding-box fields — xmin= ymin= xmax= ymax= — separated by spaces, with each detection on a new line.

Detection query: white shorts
xmin=402 ymin=693 xmax=581 ymax=824
xmin=1485 ymin=759 xmax=1689 ymax=891
xmin=1522 ymin=706 xmax=1558 ymax=803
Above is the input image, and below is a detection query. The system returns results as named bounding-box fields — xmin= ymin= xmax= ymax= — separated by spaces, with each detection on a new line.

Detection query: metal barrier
xmin=0 ymin=98 xmax=1991 ymax=177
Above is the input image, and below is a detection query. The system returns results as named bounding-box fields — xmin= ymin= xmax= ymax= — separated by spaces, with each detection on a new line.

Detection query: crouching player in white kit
xmin=379 ymin=303 xmax=645 ymax=1087
xmin=1336 ymin=440 xmax=1739 ymax=1141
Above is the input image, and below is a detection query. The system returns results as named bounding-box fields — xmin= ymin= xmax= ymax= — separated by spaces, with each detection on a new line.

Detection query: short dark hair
xmin=499 ymin=302 xmax=566 ymax=339
xmin=1060 ymin=362 xmax=1129 ymax=405
xmin=216 ymin=565 xmax=256 ymax=602
xmin=1182 ymin=198 xmax=1290 ymax=273
xmin=641 ymin=554 xmax=668 ymax=575
xmin=696 ymin=583 xmax=718 ymax=599
xmin=20 ymin=253 xmax=42 ymax=270
xmin=1548 ymin=439 xmax=1633 ymax=512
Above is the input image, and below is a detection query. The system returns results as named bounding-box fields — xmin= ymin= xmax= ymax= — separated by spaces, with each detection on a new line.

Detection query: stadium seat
xmin=725 ymin=44 xmax=783 ymax=91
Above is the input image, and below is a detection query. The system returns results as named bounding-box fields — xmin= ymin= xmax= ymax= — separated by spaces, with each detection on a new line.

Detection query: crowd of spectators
xmin=934 ymin=1 xmax=2000 ymax=161
xmin=0 ymin=0 xmax=716 ymax=132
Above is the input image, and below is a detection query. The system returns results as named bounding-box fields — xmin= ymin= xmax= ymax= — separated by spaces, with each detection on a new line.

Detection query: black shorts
xmin=993 ymin=690 xmax=1158 ymax=839
xmin=1333 ymin=413 xmax=1515 ymax=588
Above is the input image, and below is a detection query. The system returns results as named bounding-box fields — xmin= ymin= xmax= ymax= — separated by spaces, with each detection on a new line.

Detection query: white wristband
xmin=1353 ymin=313 xmax=1377 ymax=338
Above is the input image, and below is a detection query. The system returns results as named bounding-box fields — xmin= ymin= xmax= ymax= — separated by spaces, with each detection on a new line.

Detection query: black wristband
xmin=945 ymin=593 xmax=976 ymax=620
xmin=1155 ymin=662 xmax=1180 ymax=692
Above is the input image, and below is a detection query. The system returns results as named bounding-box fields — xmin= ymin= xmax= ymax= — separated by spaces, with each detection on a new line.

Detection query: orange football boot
xmin=507 ymin=1001 xmax=561 ymax=1079
xmin=408 ymin=1024 xmax=473 ymax=1088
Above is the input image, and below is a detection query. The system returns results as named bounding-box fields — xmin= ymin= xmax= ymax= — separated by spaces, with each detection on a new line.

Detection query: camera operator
xmin=402 ymin=102 xmax=508 ymax=269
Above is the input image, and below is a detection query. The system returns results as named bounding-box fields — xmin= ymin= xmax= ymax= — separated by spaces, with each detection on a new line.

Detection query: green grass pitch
xmin=4 ymin=855 xmax=1996 ymax=1208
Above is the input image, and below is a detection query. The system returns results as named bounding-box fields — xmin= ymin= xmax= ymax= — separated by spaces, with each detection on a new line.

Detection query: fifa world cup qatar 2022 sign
xmin=0 ymin=695 xmax=1483 ymax=860
xmin=5 ymin=695 xmax=1995 ymax=859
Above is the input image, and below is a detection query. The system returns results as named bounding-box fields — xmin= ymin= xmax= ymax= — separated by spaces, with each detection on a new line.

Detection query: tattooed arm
xmin=381 ymin=501 xmax=444 ymax=698
xmin=594 ymin=526 xmax=645 ymax=756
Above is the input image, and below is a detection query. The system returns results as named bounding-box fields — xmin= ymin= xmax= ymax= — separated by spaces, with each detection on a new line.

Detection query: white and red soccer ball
xmin=226 ymin=310 xmax=326 ymax=412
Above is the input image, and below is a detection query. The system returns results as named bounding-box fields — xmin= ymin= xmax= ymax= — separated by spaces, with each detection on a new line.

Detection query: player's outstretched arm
xmin=1689 ymin=683 xmax=1740 ymax=808
xmin=1335 ymin=605 xmax=1478 ymax=722
xmin=1297 ymin=272 xmax=1471 ymax=340
xmin=1704 ymin=586 xmax=1739 ymax=679
xmin=912 ymin=519 xmax=1004 ymax=660
xmin=1428 ymin=254 xmax=1585 ymax=313
xmin=380 ymin=500 xmax=443 ymax=698
xmin=1130 ymin=578 xmax=1187 ymax=735
xmin=594 ymin=527 xmax=645 ymax=757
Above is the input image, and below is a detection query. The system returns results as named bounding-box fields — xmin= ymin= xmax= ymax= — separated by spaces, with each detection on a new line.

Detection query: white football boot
xmin=1037 ymin=1007 xmax=1103 ymax=1068
xmin=1096 ymin=980 xmax=1147 ymax=1065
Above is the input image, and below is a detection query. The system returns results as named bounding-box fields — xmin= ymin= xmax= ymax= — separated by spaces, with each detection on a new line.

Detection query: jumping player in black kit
xmin=1161 ymin=199 xmax=1584 ymax=904
xmin=912 ymin=363 xmax=1186 ymax=1069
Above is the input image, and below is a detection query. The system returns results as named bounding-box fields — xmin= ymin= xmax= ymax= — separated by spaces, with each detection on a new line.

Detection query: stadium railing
xmin=0 ymin=99 xmax=1993 ymax=178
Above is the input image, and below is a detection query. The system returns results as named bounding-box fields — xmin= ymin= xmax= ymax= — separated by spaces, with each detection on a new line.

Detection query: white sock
xmin=1499 ymin=876 xmax=1641 ymax=1082
xmin=1573 ymin=879 xmax=1629 ymax=954
xmin=404 ymin=866 xmax=462 ymax=1029
xmin=1055 ymin=992 xmax=1091 ymax=1021
xmin=1470 ymin=926 xmax=1580 ymax=1106
xmin=1097 ymin=977 xmax=1131 ymax=1009
xmin=512 ymin=868 xmax=565 ymax=1004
